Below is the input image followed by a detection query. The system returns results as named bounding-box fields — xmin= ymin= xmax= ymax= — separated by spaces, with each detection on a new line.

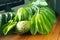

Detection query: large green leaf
xmin=40 ymin=7 xmax=57 ymax=23
xmin=30 ymin=13 xmax=38 ymax=35
xmin=14 ymin=7 xmax=32 ymax=21
xmin=38 ymin=7 xmax=56 ymax=34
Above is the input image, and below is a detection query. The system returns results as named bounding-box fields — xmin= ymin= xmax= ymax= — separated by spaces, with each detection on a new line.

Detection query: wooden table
xmin=0 ymin=16 xmax=60 ymax=40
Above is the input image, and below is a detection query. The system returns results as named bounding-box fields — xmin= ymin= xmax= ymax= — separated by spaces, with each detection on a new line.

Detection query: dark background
xmin=0 ymin=0 xmax=24 ymax=11
xmin=46 ymin=0 xmax=60 ymax=15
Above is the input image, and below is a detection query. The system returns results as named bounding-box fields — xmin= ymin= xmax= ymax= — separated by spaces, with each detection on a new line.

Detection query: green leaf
xmin=38 ymin=7 xmax=56 ymax=34
xmin=3 ymin=20 xmax=17 ymax=35
xmin=30 ymin=13 xmax=38 ymax=35
xmin=40 ymin=7 xmax=57 ymax=23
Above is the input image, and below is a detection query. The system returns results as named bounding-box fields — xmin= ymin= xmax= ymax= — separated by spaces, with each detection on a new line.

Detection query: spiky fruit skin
xmin=16 ymin=21 xmax=30 ymax=34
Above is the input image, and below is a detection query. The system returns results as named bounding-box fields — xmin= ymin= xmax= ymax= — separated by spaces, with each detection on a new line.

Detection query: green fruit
xmin=16 ymin=21 xmax=30 ymax=34
xmin=14 ymin=7 xmax=32 ymax=21
xmin=40 ymin=7 xmax=57 ymax=23
xmin=38 ymin=12 xmax=52 ymax=34
xmin=38 ymin=7 xmax=56 ymax=34
xmin=24 ymin=7 xmax=33 ymax=20
xmin=30 ymin=13 xmax=39 ymax=35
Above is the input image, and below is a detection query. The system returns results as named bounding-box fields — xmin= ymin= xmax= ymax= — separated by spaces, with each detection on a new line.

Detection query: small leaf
xmin=3 ymin=20 xmax=17 ymax=35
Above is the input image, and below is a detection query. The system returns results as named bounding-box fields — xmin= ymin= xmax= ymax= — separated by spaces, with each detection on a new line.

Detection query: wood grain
xmin=0 ymin=16 xmax=60 ymax=40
